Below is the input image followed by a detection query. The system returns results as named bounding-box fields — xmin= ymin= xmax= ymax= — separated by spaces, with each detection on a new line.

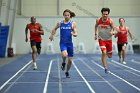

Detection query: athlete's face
xmin=102 ymin=11 xmax=109 ymax=20
xmin=119 ymin=19 xmax=125 ymax=26
xmin=31 ymin=17 xmax=36 ymax=24
xmin=63 ymin=12 xmax=71 ymax=21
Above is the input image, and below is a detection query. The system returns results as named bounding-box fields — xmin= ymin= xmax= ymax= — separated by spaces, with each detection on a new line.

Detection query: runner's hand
xmin=71 ymin=32 xmax=77 ymax=37
xmin=95 ymin=34 xmax=98 ymax=40
xmin=31 ymin=29 xmax=38 ymax=32
xmin=49 ymin=35 xmax=54 ymax=41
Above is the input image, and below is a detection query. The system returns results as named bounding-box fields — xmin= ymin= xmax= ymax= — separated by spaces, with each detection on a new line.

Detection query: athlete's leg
xmin=106 ymin=40 xmax=113 ymax=58
xmin=36 ymin=42 xmax=41 ymax=55
xmin=60 ymin=43 xmax=67 ymax=70
xmin=122 ymin=44 xmax=127 ymax=64
xmin=61 ymin=50 xmax=67 ymax=70
xmin=101 ymin=50 xmax=108 ymax=68
xmin=62 ymin=50 xmax=67 ymax=62
xmin=31 ymin=41 xmax=37 ymax=70
xmin=65 ymin=43 xmax=73 ymax=78
xmin=99 ymin=39 xmax=108 ymax=73
xmin=118 ymin=44 xmax=122 ymax=62
xmin=65 ymin=57 xmax=72 ymax=77
xmin=106 ymin=40 xmax=113 ymax=73
xmin=32 ymin=46 xmax=37 ymax=62
xmin=118 ymin=51 xmax=121 ymax=58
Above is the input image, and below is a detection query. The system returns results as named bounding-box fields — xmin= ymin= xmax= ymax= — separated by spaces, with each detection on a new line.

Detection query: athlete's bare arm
xmin=114 ymin=27 xmax=119 ymax=38
xmin=110 ymin=19 xmax=117 ymax=35
xmin=95 ymin=18 xmax=99 ymax=40
xmin=38 ymin=23 xmax=44 ymax=35
xmin=49 ymin=22 xmax=60 ymax=41
xmin=127 ymin=27 xmax=135 ymax=41
xmin=25 ymin=24 xmax=29 ymax=42
xmin=72 ymin=22 xmax=77 ymax=37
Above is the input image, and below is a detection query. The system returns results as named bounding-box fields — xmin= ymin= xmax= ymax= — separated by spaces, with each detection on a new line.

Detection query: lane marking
xmin=73 ymin=61 xmax=96 ymax=93
xmin=0 ymin=60 xmax=32 ymax=91
xmin=8 ymin=79 xmax=140 ymax=84
xmin=109 ymin=62 xmax=140 ymax=77
xmin=3 ymin=64 xmax=32 ymax=93
xmin=131 ymin=59 xmax=140 ymax=65
xmin=92 ymin=60 xmax=140 ymax=92
xmin=79 ymin=58 xmax=121 ymax=93
xmin=57 ymin=57 xmax=62 ymax=93
xmin=111 ymin=60 xmax=140 ymax=73
xmin=43 ymin=60 xmax=53 ymax=93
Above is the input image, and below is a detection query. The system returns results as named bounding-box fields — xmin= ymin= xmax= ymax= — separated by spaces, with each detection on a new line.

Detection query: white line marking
xmin=8 ymin=79 xmax=140 ymax=84
xmin=109 ymin=62 xmax=140 ymax=77
xmin=57 ymin=57 xmax=62 ymax=93
xmin=111 ymin=60 xmax=140 ymax=73
xmin=7 ymin=80 xmax=108 ymax=84
xmin=131 ymin=59 xmax=140 ymax=65
xmin=0 ymin=60 xmax=32 ymax=91
xmin=79 ymin=58 xmax=121 ymax=93
xmin=22 ymin=71 xmax=47 ymax=73
xmin=4 ymin=64 xmax=32 ymax=93
xmin=73 ymin=61 xmax=96 ymax=93
xmin=92 ymin=60 xmax=140 ymax=92
xmin=43 ymin=60 xmax=53 ymax=93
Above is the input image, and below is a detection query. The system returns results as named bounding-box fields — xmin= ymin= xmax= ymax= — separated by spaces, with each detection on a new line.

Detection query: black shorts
xmin=117 ymin=43 xmax=127 ymax=52
xmin=30 ymin=40 xmax=41 ymax=49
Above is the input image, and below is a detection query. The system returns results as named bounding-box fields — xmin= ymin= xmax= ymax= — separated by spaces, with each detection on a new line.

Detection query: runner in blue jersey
xmin=49 ymin=9 xmax=77 ymax=78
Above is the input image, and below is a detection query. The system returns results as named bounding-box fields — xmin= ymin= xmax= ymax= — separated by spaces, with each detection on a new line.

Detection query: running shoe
xmin=65 ymin=72 xmax=70 ymax=78
xmin=33 ymin=63 xmax=38 ymax=70
xmin=105 ymin=68 xmax=108 ymax=74
xmin=33 ymin=65 xmax=37 ymax=70
xmin=122 ymin=61 xmax=126 ymax=64
xmin=61 ymin=62 xmax=66 ymax=71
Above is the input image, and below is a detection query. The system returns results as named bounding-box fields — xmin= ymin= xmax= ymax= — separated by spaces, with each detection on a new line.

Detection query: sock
xmin=33 ymin=62 xmax=37 ymax=67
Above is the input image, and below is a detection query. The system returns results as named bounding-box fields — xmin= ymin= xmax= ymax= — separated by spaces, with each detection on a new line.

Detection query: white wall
xmin=21 ymin=0 xmax=140 ymax=17
xmin=21 ymin=0 xmax=57 ymax=16
xmin=12 ymin=16 xmax=140 ymax=54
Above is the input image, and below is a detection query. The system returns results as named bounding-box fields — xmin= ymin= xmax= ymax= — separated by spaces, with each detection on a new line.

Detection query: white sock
xmin=33 ymin=62 xmax=37 ymax=67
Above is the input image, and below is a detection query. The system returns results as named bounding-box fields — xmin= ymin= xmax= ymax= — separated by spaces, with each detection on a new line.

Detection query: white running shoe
xmin=122 ymin=61 xmax=126 ymax=64
xmin=33 ymin=65 xmax=37 ymax=70
xmin=33 ymin=63 xmax=38 ymax=70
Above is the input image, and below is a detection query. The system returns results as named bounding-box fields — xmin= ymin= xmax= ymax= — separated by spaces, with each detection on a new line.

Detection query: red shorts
xmin=98 ymin=39 xmax=112 ymax=53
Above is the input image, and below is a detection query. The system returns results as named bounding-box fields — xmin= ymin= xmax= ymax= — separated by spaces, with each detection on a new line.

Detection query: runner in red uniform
xmin=25 ymin=16 xmax=44 ymax=70
xmin=115 ymin=18 xmax=134 ymax=64
xmin=95 ymin=8 xmax=116 ymax=73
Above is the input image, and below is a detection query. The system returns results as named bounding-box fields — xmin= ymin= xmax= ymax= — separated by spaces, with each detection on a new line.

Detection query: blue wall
xmin=0 ymin=23 xmax=9 ymax=57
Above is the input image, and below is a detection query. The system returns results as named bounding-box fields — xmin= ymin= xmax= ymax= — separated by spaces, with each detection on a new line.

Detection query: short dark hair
xmin=101 ymin=8 xmax=110 ymax=14
xmin=119 ymin=18 xmax=125 ymax=22
xmin=31 ymin=16 xmax=36 ymax=20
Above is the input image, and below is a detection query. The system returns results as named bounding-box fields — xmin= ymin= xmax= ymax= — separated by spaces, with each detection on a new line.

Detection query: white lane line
xmin=57 ymin=57 xmax=62 ymax=93
xmin=72 ymin=61 xmax=96 ymax=93
xmin=3 ymin=64 xmax=32 ymax=93
xmin=131 ymin=59 xmax=140 ymax=65
xmin=22 ymin=71 xmax=47 ymax=73
xmin=109 ymin=62 xmax=140 ymax=77
xmin=8 ymin=80 xmax=107 ymax=84
xmin=111 ymin=60 xmax=140 ymax=73
xmin=43 ymin=60 xmax=53 ymax=93
xmin=92 ymin=60 xmax=140 ymax=92
xmin=79 ymin=59 xmax=121 ymax=93
xmin=0 ymin=60 xmax=32 ymax=91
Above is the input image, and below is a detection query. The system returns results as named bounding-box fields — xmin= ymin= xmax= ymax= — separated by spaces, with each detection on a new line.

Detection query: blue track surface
xmin=0 ymin=54 xmax=140 ymax=93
